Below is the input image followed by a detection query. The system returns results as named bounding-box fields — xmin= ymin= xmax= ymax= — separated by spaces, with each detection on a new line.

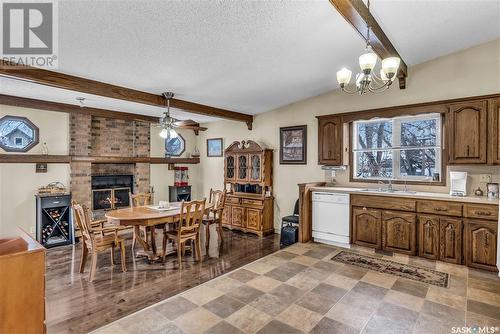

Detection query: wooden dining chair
xmin=162 ymin=199 xmax=206 ymax=269
xmin=72 ymin=202 xmax=126 ymax=282
xmin=129 ymin=192 xmax=152 ymax=252
xmin=203 ymin=189 xmax=226 ymax=250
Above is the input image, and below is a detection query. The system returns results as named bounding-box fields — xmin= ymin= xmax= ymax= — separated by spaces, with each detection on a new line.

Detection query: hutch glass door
xmin=226 ymin=155 xmax=235 ymax=180
xmin=249 ymin=154 xmax=261 ymax=182
xmin=237 ymin=154 xmax=248 ymax=181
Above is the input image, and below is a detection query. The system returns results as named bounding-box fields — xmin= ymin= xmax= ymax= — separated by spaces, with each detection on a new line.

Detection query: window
xmin=165 ymin=133 xmax=185 ymax=157
xmin=352 ymin=113 xmax=442 ymax=182
xmin=0 ymin=115 xmax=39 ymax=152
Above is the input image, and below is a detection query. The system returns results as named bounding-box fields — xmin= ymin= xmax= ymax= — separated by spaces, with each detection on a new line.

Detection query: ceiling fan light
xmin=159 ymin=128 xmax=170 ymax=139
xmin=167 ymin=128 xmax=178 ymax=139
xmin=382 ymin=57 xmax=400 ymax=77
xmin=337 ymin=68 xmax=352 ymax=85
xmin=359 ymin=46 xmax=377 ymax=73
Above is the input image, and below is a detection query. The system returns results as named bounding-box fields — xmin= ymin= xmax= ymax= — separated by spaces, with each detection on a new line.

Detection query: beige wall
xmin=0 ymin=106 xmax=70 ymax=236
xmin=150 ymin=126 xmax=201 ymax=202
xmin=197 ymin=39 xmax=500 ymax=229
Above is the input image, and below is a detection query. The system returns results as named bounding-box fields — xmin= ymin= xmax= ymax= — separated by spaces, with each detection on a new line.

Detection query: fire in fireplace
xmin=91 ymin=175 xmax=133 ymax=211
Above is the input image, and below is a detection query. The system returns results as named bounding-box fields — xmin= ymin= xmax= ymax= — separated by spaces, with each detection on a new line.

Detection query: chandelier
xmin=336 ymin=0 xmax=400 ymax=95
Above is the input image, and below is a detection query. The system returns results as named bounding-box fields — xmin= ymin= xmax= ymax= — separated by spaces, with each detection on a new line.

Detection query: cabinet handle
xmin=485 ymin=234 xmax=489 ymax=247
xmin=466 ymin=145 xmax=470 ymax=156
xmin=433 ymin=207 xmax=448 ymax=212
xmin=362 ymin=207 xmax=367 ymax=211
xmin=328 ymin=150 xmax=332 ymax=158
xmin=474 ymin=211 xmax=491 ymax=216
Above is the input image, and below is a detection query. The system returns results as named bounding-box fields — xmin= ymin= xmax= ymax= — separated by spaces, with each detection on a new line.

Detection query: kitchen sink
xmin=358 ymin=188 xmax=417 ymax=194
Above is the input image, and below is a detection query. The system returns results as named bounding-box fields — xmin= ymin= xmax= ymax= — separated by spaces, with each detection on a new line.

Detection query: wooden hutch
xmin=222 ymin=140 xmax=274 ymax=237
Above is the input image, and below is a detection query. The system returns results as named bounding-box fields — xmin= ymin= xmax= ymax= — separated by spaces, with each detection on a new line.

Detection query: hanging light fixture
xmin=336 ymin=0 xmax=400 ymax=95
xmin=158 ymin=92 xmax=178 ymax=139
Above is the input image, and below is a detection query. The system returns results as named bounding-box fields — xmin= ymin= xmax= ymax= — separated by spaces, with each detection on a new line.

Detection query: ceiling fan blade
xmin=173 ymin=119 xmax=198 ymax=127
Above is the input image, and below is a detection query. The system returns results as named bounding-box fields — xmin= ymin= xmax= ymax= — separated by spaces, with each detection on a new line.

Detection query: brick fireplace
xmin=69 ymin=113 xmax=151 ymax=209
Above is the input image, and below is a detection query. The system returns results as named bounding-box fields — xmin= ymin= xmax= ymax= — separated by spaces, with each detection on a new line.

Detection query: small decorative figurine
xmin=474 ymin=187 xmax=484 ymax=197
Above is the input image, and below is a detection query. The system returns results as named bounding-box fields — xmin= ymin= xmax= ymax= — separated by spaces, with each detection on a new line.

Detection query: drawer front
xmin=41 ymin=196 xmax=71 ymax=209
xmin=226 ymin=197 xmax=241 ymax=205
xmin=417 ymin=200 xmax=462 ymax=217
xmin=241 ymin=199 xmax=264 ymax=207
xmin=351 ymin=195 xmax=415 ymax=212
xmin=465 ymin=204 xmax=498 ymax=221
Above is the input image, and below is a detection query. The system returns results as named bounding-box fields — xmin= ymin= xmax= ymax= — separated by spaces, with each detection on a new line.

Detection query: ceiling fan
xmin=155 ymin=92 xmax=207 ymax=138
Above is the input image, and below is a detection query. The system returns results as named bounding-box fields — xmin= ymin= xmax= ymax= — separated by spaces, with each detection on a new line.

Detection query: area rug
xmin=332 ymin=251 xmax=449 ymax=287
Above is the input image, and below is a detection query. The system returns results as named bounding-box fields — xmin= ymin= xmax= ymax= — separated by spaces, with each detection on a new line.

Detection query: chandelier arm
xmin=368 ymin=81 xmax=392 ymax=93
xmin=341 ymin=85 xmax=361 ymax=94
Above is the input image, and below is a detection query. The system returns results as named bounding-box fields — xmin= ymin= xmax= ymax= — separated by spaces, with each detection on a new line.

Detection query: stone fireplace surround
xmin=69 ymin=113 xmax=151 ymax=209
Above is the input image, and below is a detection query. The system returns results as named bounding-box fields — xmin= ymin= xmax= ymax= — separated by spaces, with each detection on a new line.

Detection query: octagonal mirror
xmin=0 ymin=115 xmax=39 ymax=152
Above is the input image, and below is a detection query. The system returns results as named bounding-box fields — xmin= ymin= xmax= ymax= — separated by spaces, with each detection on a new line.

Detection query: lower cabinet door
xmin=246 ymin=208 xmax=261 ymax=231
xmin=439 ymin=217 xmax=462 ymax=264
xmin=382 ymin=211 xmax=417 ymax=255
xmin=231 ymin=207 xmax=245 ymax=227
xmin=222 ymin=205 xmax=231 ymax=225
xmin=352 ymin=207 xmax=382 ymax=248
xmin=465 ymin=220 xmax=497 ymax=271
xmin=418 ymin=215 xmax=439 ymax=260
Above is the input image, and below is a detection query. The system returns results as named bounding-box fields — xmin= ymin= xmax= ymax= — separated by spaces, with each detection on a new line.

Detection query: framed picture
xmin=207 ymin=138 xmax=223 ymax=157
xmin=280 ymin=125 xmax=307 ymax=164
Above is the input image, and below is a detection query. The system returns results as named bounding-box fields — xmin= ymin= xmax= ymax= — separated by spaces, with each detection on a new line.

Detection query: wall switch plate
xmin=479 ymin=174 xmax=492 ymax=183
xmin=29 ymin=227 xmax=35 ymax=234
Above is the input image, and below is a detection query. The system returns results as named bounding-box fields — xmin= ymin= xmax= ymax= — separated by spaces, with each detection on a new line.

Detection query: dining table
xmin=105 ymin=201 xmax=214 ymax=262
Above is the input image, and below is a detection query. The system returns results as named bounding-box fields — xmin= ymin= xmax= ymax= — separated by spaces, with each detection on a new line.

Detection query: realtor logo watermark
xmin=1 ymin=0 xmax=58 ymax=68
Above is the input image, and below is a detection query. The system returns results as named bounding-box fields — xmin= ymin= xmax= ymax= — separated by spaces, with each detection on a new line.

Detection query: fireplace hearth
xmin=91 ymin=175 xmax=133 ymax=211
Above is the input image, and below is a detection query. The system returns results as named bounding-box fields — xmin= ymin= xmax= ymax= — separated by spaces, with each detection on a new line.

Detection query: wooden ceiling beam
xmin=329 ymin=0 xmax=408 ymax=89
xmin=0 ymin=94 xmax=206 ymax=133
xmin=0 ymin=60 xmax=254 ymax=128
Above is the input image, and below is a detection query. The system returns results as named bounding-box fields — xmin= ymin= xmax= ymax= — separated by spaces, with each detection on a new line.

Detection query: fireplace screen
xmin=91 ymin=175 xmax=133 ymax=211
xmin=92 ymin=189 xmax=112 ymax=211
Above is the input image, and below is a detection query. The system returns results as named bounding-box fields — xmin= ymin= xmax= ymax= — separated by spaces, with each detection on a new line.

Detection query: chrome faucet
xmin=378 ymin=179 xmax=394 ymax=192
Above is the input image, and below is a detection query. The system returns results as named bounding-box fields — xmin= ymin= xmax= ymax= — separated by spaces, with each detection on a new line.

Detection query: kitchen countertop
xmin=310 ymin=186 xmax=499 ymax=205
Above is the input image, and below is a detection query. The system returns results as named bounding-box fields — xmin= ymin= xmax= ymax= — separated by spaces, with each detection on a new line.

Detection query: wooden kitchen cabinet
xmin=317 ymin=115 xmax=343 ymax=165
xmin=439 ymin=217 xmax=462 ymax=264
xmin=447 ymin=100 xmax=488 ymax=164
xmin=352 ymin=207 xmax=381 ymax=248
xmin=418 ymin=215 xmax=440 ymax=260
xmin=382 ymin=210 xmax=417 ymax=255
xmin=491 ymin=98 xmax=500 ymax=164
xmin=418 ymin=214 xmax=462 ymax=264
xmin=465 ymin=220 xmax=498 ymax=271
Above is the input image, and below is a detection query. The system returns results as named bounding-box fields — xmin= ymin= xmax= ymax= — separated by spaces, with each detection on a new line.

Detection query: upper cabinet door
xmin=318 ymin=116 xmax=343 ymax=165
xmin=491 ymin=98 xmax=500 ymax=164
xmin=448 ymin=100 xmax=488 ymax=164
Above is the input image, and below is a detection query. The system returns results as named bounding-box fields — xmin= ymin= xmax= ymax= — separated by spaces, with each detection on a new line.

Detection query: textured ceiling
xmin=1 ymin=0 xmax=499 ymax=122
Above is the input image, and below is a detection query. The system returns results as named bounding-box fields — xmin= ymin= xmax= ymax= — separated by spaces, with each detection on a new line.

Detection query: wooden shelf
xmin=0 ymin=154 xmax=70 ymax=163
xmin=0 ymin=154 xmax=200 ymax=165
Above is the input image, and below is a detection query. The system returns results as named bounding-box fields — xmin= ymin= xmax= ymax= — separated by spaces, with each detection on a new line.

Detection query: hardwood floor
xmin=45 ymin=226 xmax=280 ymax=333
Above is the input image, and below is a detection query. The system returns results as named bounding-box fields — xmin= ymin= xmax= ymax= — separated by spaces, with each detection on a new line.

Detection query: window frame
xmin=0 ymin=115 xmax=39 ymax=153
xmin=349 ymin=113 xmax=445 ymax=185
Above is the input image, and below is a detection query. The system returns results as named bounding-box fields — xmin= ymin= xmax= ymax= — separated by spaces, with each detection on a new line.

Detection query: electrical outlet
xmin=479 ymin=174 xmax=492 ymax=183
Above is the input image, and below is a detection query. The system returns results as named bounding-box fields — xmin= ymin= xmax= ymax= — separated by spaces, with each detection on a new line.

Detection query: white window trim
xmin=352 ymin=113 xmax=442 ymax=182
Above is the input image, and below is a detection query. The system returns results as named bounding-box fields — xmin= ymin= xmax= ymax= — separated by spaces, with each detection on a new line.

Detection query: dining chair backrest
xmin=178 ymin=199 xmax=206 ymax=235
xmin=72 ymin=201 xmax=94 ymax=249
xmin=209 ymin=189 xmax=224 ymax=209
xmin=129 ymin=192 xmax=151 ymax=207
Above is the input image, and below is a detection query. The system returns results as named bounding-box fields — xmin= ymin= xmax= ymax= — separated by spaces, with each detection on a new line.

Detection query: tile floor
xmin=93 ymin=242 xmax=500 ymax=334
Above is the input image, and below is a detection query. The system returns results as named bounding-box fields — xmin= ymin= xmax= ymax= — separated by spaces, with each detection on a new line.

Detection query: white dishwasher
xmin=312 ymin=192 xmax=350 ymax=246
